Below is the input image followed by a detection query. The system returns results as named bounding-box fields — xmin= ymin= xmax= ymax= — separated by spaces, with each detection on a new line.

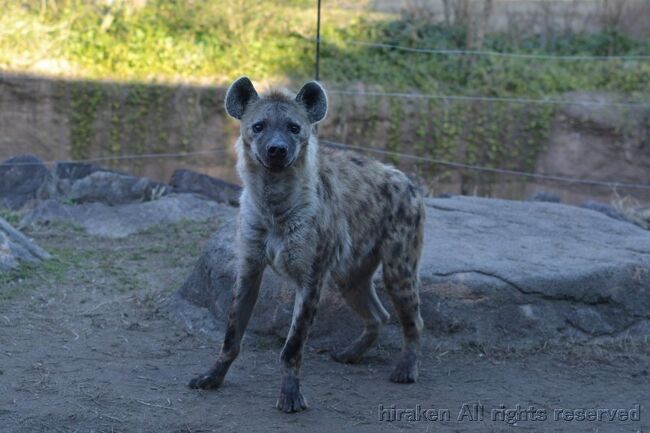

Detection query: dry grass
xmin=613 ymin=195 xmax=650 ymax=230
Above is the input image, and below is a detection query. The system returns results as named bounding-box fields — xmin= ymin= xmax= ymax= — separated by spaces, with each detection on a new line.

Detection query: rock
xmin=67 ymin=171 xmax=169 ymax=205
xmin=54 ymin=161 xmax=115 ymax=180
xmin=0 ymin=155 xmax=52 ymax=210
xmin=529 ymin=191 xmax=561 ymax=203
xmin=0 ymin=217 xmax=50 ymax=272
xmin=52 ymin=162 xmax=139 ymax=199
xmin=581 ymin=200 xmax=627 ymax=222
xmin=18 ymin=199 xmax=74 ymax=228
xmin=175 ymin=196 xmax=650 ymax=349
xmin=21 ymin=193 xmax=229 ymax=238
xmin=170 ymin=169 xmax=241 ymax=206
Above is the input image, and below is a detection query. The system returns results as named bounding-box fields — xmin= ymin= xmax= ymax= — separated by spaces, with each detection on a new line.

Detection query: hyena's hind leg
xmin=332 ymin=273 xmax=390 ymax=364
xmin=381 ymin=198 xmax=425 ymax=383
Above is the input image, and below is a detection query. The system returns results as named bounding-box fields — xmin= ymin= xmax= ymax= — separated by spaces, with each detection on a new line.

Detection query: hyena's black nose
xmin=267 ymin=144 xmax=288 ymax=160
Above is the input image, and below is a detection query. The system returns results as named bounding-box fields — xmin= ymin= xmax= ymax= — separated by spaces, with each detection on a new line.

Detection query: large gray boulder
xmin=0 ymin=217 xmax=50 ymax=272
xmin=20 ymin=193 xmax=230 ymax=238
xmin=170 ymin=169 xmax=241 ymax=206
xmin=174 ymin=196 xmax=650 ymax=349
xmin=0 ymin=155 xmax=52 ymax=210
xmin=420 ymin=197 xmax=650 ymax=345
xmin=52 ymin=161 xmax=121 ymax=198
xmin=66 ymin=171 xmax=169 ymax=205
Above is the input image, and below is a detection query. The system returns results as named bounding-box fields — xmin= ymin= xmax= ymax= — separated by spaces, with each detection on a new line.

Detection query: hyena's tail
xmin=369 ymin=283 xmax=391 ymax=324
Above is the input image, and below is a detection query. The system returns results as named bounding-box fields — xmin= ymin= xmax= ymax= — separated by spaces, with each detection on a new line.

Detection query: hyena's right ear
xmin=225 ymin=76 xmax=259 ymax=120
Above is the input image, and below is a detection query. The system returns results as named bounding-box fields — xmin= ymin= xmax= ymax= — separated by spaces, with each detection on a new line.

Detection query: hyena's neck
xmin=238 ymin=135 xmax=319 ymax=226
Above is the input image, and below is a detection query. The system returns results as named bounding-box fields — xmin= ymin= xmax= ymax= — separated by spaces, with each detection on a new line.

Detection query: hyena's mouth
xmin=255 ymin=154 xmax=295 ymax=172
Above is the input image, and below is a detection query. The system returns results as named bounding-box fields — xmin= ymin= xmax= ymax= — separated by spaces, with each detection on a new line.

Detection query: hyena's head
xmin=225 ymin=77 xmax=328 ymax=172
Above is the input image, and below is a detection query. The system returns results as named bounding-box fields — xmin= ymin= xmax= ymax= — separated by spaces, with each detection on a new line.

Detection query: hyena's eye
xmin=252 ymin=122 xmax=264 ymax=133
xmin=288 ymin=123 xmax=301 ymax=134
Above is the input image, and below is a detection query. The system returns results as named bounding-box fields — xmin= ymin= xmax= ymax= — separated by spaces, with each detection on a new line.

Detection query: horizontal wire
xmin=320 ymin=139 xmax=650 ymax=190
xmin=338 ymin=39 xmax=650 ymax=61
xmin=6 ymin=141 xmax=649 ymax=191
xmin=328 ymin=89 xmax=650 ymax=108
xmin=0 ymin=148 xmax=230 ymax=167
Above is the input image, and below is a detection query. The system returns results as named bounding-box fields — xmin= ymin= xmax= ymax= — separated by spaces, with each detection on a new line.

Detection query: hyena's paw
xmin=389 ymin=352 xmax=418 ymax=383
xmin=188 ymin=371 xmax=225 ymax=390
xmin=275 ymin=375 xmax=308 ymax=413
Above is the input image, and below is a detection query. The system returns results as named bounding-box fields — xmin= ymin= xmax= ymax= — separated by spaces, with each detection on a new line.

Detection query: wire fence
xmin=315 ymin=5 xmax=650 ymax=201
xmin=8 ymin=141 xmax=646 ymax=194
xmin=332 ymin=39 xmax=650 ymax=61
xmin=1 ymin=148 xmax=230 ymax=168
xmin=321 ymin=140 xmax=650 ymax=191
xmin=327 ymin=89 xmax=650 ymax=108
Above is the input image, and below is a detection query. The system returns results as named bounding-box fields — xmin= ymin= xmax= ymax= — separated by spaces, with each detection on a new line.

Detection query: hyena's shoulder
xmin=315 ymin=147 xmax=423 ymax=221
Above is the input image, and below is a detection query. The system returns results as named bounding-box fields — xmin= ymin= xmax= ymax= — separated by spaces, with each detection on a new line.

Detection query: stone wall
xmin=2 ymin=73 xmax=649 ymax=203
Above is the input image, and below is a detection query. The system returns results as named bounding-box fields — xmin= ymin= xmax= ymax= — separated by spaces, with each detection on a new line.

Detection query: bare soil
xmin=1 ymin=219 xmax=648 ymax=433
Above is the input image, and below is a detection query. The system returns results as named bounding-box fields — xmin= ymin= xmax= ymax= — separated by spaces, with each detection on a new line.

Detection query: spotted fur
xmin=189 ymin=77 xmax=425 ymax=413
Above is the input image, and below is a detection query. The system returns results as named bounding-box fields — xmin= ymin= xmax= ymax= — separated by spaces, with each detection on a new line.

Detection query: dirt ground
xmin=1 ymin=218 xmax=649 ymax=433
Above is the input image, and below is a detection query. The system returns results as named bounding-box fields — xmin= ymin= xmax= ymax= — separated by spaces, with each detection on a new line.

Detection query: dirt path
xmin=1 ymin=220 xmax=648 ymax=433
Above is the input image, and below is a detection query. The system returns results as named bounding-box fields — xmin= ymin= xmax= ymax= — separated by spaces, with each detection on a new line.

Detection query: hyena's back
xmin=317 ymin=147 xmax=425 ymax=380
xmin=316 ymin=147 xmax=425 ymax=276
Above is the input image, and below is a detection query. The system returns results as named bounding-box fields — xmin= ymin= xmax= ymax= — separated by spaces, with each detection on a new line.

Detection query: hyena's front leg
xmin=276 ymin=280 xmax=322 ymax=413
xmin=189 ymin=260 xmax=264 ymax=390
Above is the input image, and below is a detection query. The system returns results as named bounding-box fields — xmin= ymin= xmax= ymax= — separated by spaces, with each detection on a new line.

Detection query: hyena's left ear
xmin=295 ymin=81 xmax=328 ymax=124
xmin=225 ymin=76 xmax=259 ymax=120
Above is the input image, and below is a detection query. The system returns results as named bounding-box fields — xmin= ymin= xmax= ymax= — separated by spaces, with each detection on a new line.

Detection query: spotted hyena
xmin=189 ymin=77 xmax=425 ymax=413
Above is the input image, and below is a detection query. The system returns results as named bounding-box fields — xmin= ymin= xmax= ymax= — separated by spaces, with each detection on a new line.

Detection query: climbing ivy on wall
xmin=66 ymin=79 xmax=224 ymax=169
xmin=65 ymin=77 xmax=554 ymax=196
xmin=70 ymin=82 xmax=105 ymax=160
xmin=329 ymin=93 xmax=555 ymax=195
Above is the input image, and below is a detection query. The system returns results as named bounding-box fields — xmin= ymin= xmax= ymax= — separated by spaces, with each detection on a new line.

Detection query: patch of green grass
xmin=173 ymin=218 xmax=217 ymax=236
xmin=0 ymin=265 xmax=34 ymax=292
xmin=32 ymin=218 xmax=86 ymax=232
xmin=136 ymin=217 xmax=217 ymax=239
xmin=0 ymin=246 xmax=96 ymax=300
xmin=0 ymin=209 xmax=21 ymax=226
xmin=187 ymin=243 xmax=201 ymax=258
xmin=144 ymin=244 xmax=166 ymax=254
xmin=128 ymin=252 xmax=147 ymax=261
xmin=50 ymin=246 xmax=95 ymax=264
xmin=1 ymin=260 xmax=63 ymax=298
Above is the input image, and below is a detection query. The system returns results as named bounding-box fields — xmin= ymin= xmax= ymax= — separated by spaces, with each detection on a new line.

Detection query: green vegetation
xmin=0 ymin=247 xmax=84 ymax=299
xmin=1 ymin=0 xmax=649 ymax=98
xmin=0 ymin=209 xmax=21 ymax=226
